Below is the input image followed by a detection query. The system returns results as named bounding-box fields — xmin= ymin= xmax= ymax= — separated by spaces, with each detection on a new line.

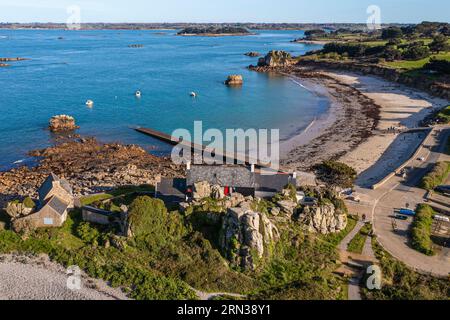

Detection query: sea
xmin=0 ymin=29 xmax=327 ymax=170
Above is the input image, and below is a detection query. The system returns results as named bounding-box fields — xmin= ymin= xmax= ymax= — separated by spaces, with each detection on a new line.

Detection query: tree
xmin=313 ymin=161 xmax=357 ymax=189
xmin=429 ymin=34 xmax=449 ymax=53
xmin=424 ymin=58 xmax=450 ymax=74
xmin=403 ymin=43 xmax=431 ymax=60
xmin=383 ymin=46 xmax=403 ymax=61
xmin=381 ymin=27 xmax=403 ymax=40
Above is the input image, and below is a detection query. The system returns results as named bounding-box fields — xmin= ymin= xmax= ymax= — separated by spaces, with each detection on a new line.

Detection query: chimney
xmin=250 ymin=163 xmax=255 ymax=173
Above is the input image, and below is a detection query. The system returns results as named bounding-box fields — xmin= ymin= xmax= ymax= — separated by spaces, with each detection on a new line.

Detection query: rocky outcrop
xmin=220 ymin=208 xmax=279 ymax=270
xmin=276 ymin=200 xmax=297 ymax=216
xmin=5 ymin=202 xmax=33 ymax=220
xmin=244 ymin=52 xmax=260 ymax=57
xmin=49 ymin=115 xmax=79 ymax=132
xmin=211 ymin=184 xmax=225 ymax=199
xmin=257 ymin=50 xmax=293 ymax=68
xmin=297 ymin=203 xmax=347 ymax=234
xmin=193 ymin=181 xmax=212 ymax=200
xmin=225 ymin=75 xmax=243 ymax=86
xmin=0 ymin=137 xmax=182 ymax=206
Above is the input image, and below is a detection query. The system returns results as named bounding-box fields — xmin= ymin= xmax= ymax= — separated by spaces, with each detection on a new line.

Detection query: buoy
xmin=190 ymin=92 xmax=197 ymax=97
xmin=86 ymin=100 xmax=94 ymax=107
xmin=135 ymin=90 xmax=142 ymax=98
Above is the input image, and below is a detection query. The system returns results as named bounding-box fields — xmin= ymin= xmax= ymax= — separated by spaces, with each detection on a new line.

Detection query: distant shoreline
xmin=177 ymin=33 xmax=256 ymax=37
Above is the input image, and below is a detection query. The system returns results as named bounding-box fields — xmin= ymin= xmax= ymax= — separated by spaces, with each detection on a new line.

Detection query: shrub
xmin=381 ymin=27 xmax=403 ymax=40
xmin=127 ymin=196 xmax=186 ymax=250
xmin=411 ymin=204 xmax=435 ymax=256
xmin=322 ymin=42 xmax=368 ymax=57
xmin=403 ymin=43 xmax=431 ymax=60
xmin=23 ymin=197 xmax=36 ymax=209
xmin=76 ymin=222 xmax=100 ymax=245
xmin=305 ymin=29 xmax=326 ymax=38
xmin=428 ymin=34 xmax=449 ymax=53
xmin=421 ymin=161 xmax=450 ymax=190
xmin=424 ymin=58 xmax=450 ymax=74
xmin=313 ymin=161 xmax=357 ymax=189
xmin=383 ymin=46 xmax=403 ymax=61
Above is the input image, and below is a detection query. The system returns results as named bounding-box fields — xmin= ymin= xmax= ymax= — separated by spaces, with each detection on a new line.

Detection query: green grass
xmin=80 ymin=184 xmax=155 ymax=206
xmin=421 ymin=161 xmax=450 ymax=191
xmin=435 ymin=105 xmax=450 ymax=124
xmin=411 ymin=204 xmax=435 ymax=256
xmin=322 ymin=215 xmax=358 ymax=247
xmin=0 ymin=190 xmax=359 ymax=300
xmin=383 ymin=52 xmax=450 ymax=70
xmin=362 ymin=238 xmax=449 ymax=300
xmin=347 ymin=223 xmax=372 ymax=254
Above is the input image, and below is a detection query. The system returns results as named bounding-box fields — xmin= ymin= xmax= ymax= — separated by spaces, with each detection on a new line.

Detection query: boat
xmin=135 ymin=90 xmax=142 ymax=98
xmin=190 ymin=92 xmax=197 ymax=97
xmin=85 ymin=100 xmax=94 ymax=107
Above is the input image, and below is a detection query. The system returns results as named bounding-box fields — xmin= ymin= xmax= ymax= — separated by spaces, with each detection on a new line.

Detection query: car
xmin=398 ymin=208 xmax=416 ymax=216
xmin=434 ymin=215 xmax=450 ymax=222
xmin=417 ymin=157 xmax=425 ymax=161
xmin=394 ymin=214 xmax=408 ymax=220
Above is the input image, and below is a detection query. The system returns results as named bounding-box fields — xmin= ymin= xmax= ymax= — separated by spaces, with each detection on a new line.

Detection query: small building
xmin=187 ymin=164 xmax=296 ymax=198
xmin=155 ymin=178 xmax=187 ymax=204
xmin=81 ymin=206 xmax=128 ymax=236
xmin=38 ymin=173 xmax=74 ymax=208
xmin=156 ymin=164 xmax=296 ymax=202
xmin=13 ymin=173 xmax=74 ymax=230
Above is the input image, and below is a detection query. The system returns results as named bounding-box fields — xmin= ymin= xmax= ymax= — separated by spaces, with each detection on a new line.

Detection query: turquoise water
xmin=0 ymin=29 xmax=326 ymax=170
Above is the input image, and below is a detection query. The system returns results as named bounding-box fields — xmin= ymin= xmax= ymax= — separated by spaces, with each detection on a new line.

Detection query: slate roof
xmin=45 ymin=196 xmax=69 ymax=216
xmin=82 ymin=206 xmax=122 ymax=219
xmin=255 ymin=173 xmax=296 ymax=192
xmin=187 ymin=165 xmax=295 ymax=192
xmin=38 ymin=173 xmax=72 ymax=203
xmin=187 ymin=165 xmax=256 ymax=188
xmin=157 ymin=178 xmax=187 ymax=196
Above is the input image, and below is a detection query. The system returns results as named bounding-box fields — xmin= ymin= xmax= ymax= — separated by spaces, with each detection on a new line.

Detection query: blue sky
xmin=0 ymin=0 xmax=449 ymax=23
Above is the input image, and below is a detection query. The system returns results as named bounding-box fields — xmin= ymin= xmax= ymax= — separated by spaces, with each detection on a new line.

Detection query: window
xmin=44 ymin=217 xmax=54 ymax=225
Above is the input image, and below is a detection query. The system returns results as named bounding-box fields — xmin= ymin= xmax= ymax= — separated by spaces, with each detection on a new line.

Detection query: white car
xmin=434 ymin=215 xmax=450 ymax=222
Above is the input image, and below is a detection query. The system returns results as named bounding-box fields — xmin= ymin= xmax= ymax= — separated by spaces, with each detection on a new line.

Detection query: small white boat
xmin=85 ymin=100 xmax=94 ymax=107
xmin=190 ymin=92 xmax=197 ymax=97
xmin=135 ymin=90 xmax=142 ymax=98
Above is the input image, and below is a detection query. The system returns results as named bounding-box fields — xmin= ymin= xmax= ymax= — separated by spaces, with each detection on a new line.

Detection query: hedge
xmin=411 ymin=204 xmax=435 ymax=256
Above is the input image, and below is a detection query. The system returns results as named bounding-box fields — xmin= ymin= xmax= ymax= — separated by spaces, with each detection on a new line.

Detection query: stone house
xmin=187 ymin=164 xmax=296 ymax=198
xmin=82 ymin=206 xmax=128 ymax=236
xmin=38 ymin=173 xmax=74 ymax=208
xmin=156 ymin=164 xmax=296 ymax=201
xmin=12 ymin=173 xmax=74 ymax=230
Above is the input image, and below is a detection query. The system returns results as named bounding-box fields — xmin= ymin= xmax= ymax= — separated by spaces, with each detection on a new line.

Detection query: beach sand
xmin=279 ymin=68 xmax=447 ymax=182
xmin=0 ymin=254 xmax=129 ymax=300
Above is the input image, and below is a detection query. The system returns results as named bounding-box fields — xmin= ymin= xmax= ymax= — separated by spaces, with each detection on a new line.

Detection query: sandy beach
xmin=0 ymin=254 xmax=129 ymax=300
xmin=278 ymin=67 xmax=447 ymax=182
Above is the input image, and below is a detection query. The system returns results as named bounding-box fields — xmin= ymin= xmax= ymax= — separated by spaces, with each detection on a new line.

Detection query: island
xmin=177 ymin=26 xmax=253 ymax=37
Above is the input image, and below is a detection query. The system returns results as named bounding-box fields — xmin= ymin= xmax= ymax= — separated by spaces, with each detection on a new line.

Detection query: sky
xmin=0 ymin=0 xmax=449 ymax=24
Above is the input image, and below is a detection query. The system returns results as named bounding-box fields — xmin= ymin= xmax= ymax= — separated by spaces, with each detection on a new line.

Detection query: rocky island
xmin=49 ymin=115 xmax=79 ymax=132
xmin=177 ymin=26 xmax=253 ymax=37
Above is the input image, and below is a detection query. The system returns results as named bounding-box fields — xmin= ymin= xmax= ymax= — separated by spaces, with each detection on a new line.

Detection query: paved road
xmin=351 ymin=126 xmax=450 ymax=277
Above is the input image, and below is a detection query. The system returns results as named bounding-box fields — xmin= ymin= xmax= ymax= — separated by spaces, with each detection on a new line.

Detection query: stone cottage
xmin=156 ymin=164 xmax=297 ymax=202
xmin=12 ymin=173 xmax=74 ymax=231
